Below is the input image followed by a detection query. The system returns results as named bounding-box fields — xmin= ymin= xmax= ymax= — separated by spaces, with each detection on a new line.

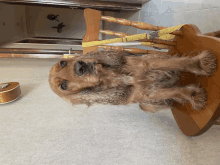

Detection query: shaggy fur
xmin=49 ymin=50 xmax=216 ymax=112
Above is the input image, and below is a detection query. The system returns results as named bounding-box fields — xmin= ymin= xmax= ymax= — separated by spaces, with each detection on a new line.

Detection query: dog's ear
xmin=84 ymin=50 xmax=128 ymax=66
xmin=69 ymin=85 xmax=133 ymax=105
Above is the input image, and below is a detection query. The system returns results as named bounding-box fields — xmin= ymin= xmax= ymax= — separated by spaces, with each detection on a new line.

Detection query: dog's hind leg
xmin=145 ymin=50 xmax=216 ymax=76
xmin=145 ymin=85 xmax=207 ymax=110
xmin=187 ymin=50 xmax=217 ymax=76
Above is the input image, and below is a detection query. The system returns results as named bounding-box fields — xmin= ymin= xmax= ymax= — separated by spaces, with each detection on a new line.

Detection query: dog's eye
xmin=60 ymin=61 xmax=67 ymax=67
xmin=60 ymin=80 xmax=68 ymax=90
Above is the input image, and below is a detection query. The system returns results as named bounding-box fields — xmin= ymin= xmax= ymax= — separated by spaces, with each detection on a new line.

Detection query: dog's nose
xmin=87 ymin=62 xmax=95 ymax=73
xmin=74 ymin=61 xmax=87 ymax=76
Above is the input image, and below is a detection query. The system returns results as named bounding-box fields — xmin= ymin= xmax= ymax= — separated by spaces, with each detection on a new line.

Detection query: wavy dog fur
xmin=49 ymin=50 xmax=216 ymax=112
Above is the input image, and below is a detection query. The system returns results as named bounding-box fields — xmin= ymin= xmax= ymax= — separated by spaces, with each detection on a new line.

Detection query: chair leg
xmin=101 ymin=16 xmax=166 ymax=31
xmin=101 ymin=15 xmax=183 ymax=36
xmin=141 ymin=42 xmax=171 ymax=49
xmin=141 ymin=39 xmax=176 ymax=46
xmin=100 ymin=30 xmax=177 ymax=46
xmin=99 ymin=29 xmax=174 ymax=50
xmin=99 ymin=30 xmax=128 ymax=38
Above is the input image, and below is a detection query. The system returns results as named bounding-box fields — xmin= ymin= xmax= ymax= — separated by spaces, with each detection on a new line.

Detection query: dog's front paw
xmin=198 ymin=50 xmax=217 ymax=76
xmin=185 ymin=85 xmax=207 ymax=110
xmin=139 ymin=102 xmax=170 ymax=113
xmin=139 ymin=103 xmax=158 ymax=113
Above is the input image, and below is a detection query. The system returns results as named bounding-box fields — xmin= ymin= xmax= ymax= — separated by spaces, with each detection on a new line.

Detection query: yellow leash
xmin=82 ymin=24 xmax=184 ymax=48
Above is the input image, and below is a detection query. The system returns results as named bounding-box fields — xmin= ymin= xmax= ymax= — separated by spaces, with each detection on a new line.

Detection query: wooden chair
xmin=82 ymin=8 xmax=220 ymax=136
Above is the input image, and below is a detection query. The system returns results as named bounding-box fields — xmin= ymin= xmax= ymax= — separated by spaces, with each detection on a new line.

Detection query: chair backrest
xmin=83 ymin=9 xmax=101 ymax=54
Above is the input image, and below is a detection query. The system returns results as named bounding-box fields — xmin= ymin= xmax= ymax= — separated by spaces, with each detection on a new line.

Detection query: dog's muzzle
xmin=74 ymin=61 xmax=95 ymax=76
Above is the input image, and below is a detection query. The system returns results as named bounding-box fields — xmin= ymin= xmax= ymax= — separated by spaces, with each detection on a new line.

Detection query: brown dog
xmin=49 ymin=50 xmax=216 ymax=112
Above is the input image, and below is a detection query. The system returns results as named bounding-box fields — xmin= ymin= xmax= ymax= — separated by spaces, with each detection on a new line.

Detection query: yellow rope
xmin=82 ymin=24 xmax=184 ymax=48
xmin=82 ymin=33 xmax=147 ymax=47
xmin=158 ymin=24 xmax=183 ymax=37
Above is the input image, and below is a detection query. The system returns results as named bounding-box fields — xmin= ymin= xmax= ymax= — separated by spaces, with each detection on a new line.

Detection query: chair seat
xmin=169 ymin=24 xmax=220 ymax=136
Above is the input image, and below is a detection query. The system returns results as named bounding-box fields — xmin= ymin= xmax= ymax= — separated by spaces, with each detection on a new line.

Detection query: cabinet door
xmin=0 ymin=3 xmax=28 ymax=46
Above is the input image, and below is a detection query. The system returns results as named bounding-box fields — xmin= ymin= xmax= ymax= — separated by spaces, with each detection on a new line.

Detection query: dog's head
xmin=49 ymin=50 xmax=132 ymax=104
xmin=49 ymin=55 xmax=103 ymax=100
